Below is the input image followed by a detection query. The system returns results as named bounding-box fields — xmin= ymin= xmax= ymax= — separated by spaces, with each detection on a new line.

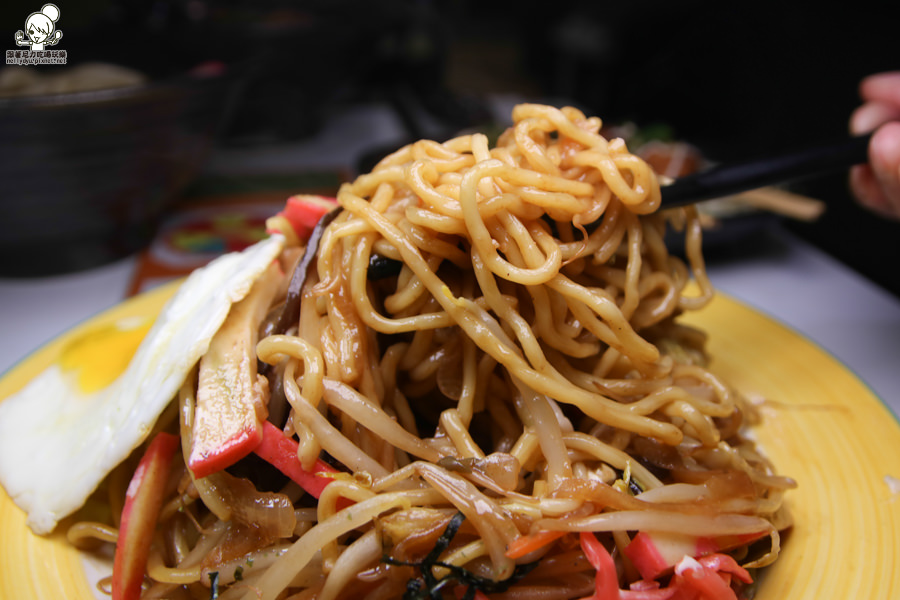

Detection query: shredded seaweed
xmin=383 ymin=512 xmax=538 ymax=600
xmin=628 ymin=476 xmax=644 ymax=496
xmin=208 ymin=571 xmax=220 ymax=600
xmin=368 ymin=254 xmax=403 ymax=280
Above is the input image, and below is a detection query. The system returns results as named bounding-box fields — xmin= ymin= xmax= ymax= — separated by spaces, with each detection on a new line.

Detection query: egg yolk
xmin=58 ymin=319 xmax=152 ymax=393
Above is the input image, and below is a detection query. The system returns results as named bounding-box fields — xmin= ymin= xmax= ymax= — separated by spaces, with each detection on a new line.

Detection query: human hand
xmin=849 ymin=71 xmax=900 ymax=219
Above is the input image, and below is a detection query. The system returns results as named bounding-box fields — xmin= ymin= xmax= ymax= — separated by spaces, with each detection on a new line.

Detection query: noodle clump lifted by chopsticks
xmin=71 ymin=104 xmax=794 ymax=600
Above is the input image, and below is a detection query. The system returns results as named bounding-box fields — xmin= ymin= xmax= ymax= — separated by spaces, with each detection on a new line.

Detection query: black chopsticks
xmin=659 ymin=132 xmax=873 ymax=209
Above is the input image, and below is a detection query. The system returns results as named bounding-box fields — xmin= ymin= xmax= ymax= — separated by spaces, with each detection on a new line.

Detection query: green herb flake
xmin=383 ymin=512 xmax=538 ymax=599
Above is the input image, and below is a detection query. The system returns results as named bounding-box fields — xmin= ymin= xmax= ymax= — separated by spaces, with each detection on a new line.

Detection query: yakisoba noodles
xmin=67 ymin=104 xmax=794 ymax=600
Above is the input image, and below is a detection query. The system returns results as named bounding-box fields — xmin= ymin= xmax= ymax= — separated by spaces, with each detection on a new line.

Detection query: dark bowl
xmin=0 ymin=64 xmax=248 ymax=277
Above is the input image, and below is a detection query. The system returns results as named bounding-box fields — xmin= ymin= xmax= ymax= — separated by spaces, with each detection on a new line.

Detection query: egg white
xmin=0 ymin=234 xmax=285 ymax=534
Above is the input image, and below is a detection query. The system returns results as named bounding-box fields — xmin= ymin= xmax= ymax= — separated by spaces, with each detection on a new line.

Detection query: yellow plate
xmin=1 ymin=284 xmax=899 ymax=598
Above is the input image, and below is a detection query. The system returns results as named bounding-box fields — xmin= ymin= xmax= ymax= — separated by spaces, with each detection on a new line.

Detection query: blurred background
xmin=0 ymin=0 xmax=897 ymax=296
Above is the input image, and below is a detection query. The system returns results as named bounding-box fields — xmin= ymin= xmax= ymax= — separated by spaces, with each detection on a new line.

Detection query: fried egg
xmin=0 ymin=234 xmax=285 ymax=534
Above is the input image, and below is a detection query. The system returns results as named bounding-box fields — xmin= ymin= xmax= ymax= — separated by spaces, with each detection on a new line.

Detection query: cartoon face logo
xmin=15 ymin=4 xmax=63 ymax=51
